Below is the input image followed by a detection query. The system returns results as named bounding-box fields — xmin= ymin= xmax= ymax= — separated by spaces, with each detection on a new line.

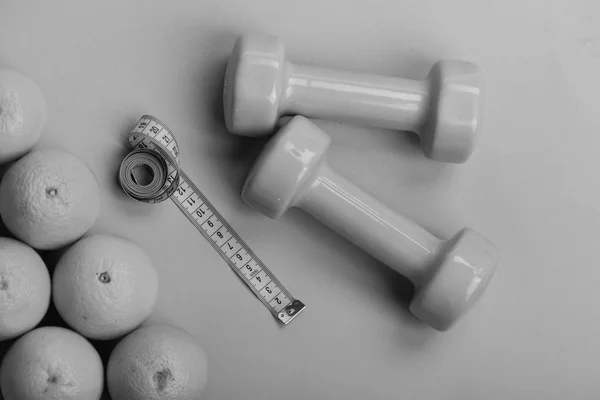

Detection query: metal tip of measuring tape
xmin=277 ymin=300 xmax=306 ymax=324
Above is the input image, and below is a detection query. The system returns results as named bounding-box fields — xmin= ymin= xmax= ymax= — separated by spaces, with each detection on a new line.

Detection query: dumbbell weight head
xmin=409 ymin=228 xmax=496 ymax=331
xmin=242 ymin=117 xmax=331 ymax=219
xmin=421 ymin=60 xmax=484 ymax=163
xmin=224 ymin=33 xmax=285 ymax=136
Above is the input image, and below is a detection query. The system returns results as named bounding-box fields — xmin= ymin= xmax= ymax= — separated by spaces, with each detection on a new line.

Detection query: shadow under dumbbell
xmin=204 ymin=59 xmax=228 ymax=130
xmin=286 ymin=208 xmax=437 ymax=348
xmin=191 ymin=29 xmax=236 ymax=132
xmin=190 ymin=43 xmax=273 ymax=207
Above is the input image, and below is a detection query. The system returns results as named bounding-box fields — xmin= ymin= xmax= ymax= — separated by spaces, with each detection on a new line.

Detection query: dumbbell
xmin=242 ymin=116 xmax=497 ymax=331
xmin=224 ymin=33 xmax=483 ymax=163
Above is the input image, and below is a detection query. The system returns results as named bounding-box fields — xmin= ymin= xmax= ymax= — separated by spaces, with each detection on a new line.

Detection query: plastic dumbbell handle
xmin=281 ymin=62 xmax=430 ymax=133
xmin=294 ymin=161 xmax=443 ymax=284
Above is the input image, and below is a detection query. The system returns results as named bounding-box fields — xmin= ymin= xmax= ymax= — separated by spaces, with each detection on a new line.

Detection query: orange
xmin=107 ymin=325 xmax=208 ymax=400
xmin=0 ymin=237 xmax=50 ymax=341
xmin=52 ymin=234 xmax=159 ymax=340
xmin=0 ymin=67 xmax=46 ymax=164
xmin=0 ymin=326 xmax=104 ymax=400
xmin=0 ymin=148 xmax=100 ymax=250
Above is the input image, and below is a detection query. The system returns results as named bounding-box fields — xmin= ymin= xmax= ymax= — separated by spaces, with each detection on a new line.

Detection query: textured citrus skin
xmin=0 ymin=237 xmax=50 ymax=341
xmin=0 ymin=148 xmax=100 ymax=250
xmin=0 ymin=327 xmax=104 ymax=400
xmin=107 ymin=325 xmax=208 ymax=400
xmin=52 ymin=234 xmax=159 ymax=340
xmin=0 ymin=67 xmax=47 ymax=163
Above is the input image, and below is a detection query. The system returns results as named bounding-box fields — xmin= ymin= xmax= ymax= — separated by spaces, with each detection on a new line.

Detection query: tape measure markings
xmin=119 ymin=115 xmax=305 ymax=325
xmin=172 ymin=172 xmax=300 ymax=319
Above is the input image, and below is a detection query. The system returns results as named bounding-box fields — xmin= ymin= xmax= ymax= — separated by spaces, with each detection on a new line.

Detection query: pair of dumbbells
xmin=223 ymin=33 xmax=497 ymax=331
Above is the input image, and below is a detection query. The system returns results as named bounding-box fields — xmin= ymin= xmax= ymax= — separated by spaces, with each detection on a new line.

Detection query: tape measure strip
xmin=119 ymin=115 xmax=305 ymax=325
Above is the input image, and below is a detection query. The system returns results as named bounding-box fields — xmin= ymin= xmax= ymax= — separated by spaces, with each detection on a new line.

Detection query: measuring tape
xmin=118 ymin=115 xmax=305 ymax=325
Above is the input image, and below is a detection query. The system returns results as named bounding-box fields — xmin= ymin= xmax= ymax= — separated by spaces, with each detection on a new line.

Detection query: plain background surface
xmin=1 ymin=0 xmax=599 ymax=399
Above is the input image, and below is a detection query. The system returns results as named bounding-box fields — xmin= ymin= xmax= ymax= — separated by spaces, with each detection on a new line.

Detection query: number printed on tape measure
xmin=184 ymin=193 xmax=200 ymax=210
xmin=232 ymin=249 xmax=250 ymax=267
xmin=119 ymin=115 xmax=306 ymax=325
xmin=251 ymin=270 xmax=270 ymax=290
xmin=201 ymin=215 xmax=221 ymax=236
xmin=241 ymin=259 xmax=258 ymax=275
xmin=261 ymin=282 xmax=280 ymax=302
xmin=193 ymin=204 xmax=212 ymax=224
xmin=222 ymin=239 xmax=242 ymax=258
xmin=271 ymin=293 xmax=290 ymax=313
xmin=211 ymin=228 xmax=232 ymax=247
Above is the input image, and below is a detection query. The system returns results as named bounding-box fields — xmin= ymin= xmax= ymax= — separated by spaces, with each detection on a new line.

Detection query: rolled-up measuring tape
xmin=119 ymin=115 xmax=305 ymax=324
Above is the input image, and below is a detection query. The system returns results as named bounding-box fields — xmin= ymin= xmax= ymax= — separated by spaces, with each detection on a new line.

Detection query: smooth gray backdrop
xmin=1 ymin=0 xmax=599 ymax=399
